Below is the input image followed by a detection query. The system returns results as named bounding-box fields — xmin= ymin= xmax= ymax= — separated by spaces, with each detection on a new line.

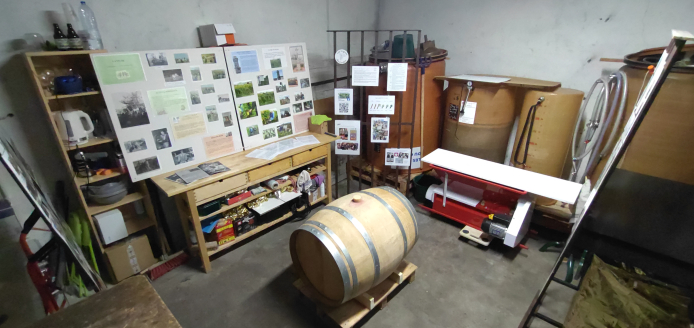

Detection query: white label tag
xmin=127 ymin=245 xmax=141 ymax=274
xmin=458 ymin=101 xmax=477 ymax=124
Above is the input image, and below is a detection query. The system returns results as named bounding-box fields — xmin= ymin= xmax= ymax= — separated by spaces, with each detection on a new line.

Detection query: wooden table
xmin=152 ymin=132 xmax=338 ymax=272
xmin=26 ymin=275 xmax=181 ymax=328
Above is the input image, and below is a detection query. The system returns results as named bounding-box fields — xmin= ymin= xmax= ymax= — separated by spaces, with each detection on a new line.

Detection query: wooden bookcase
xmin=24 ymin=50 xmax=168 ymax=279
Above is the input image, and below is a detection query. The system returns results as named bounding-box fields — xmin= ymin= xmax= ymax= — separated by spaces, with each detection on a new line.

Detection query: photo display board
xmin=92 ymin=48 xmax=242 ymax=182
xmin=225 ymin=43 xmax=315 ymax=149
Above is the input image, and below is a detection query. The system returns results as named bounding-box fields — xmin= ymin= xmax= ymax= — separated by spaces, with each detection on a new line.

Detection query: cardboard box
xmin=93 ymin=209 xmax=128 ymax=245
xmin=308 ymin=118 xmax=328 ymax=135
xmin=199 ymin=24 xmax=236 ymax=47
xmin=105 ymin=235 xmax=157 ymax=282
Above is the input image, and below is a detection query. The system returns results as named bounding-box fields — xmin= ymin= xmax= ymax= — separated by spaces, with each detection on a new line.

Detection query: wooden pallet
xmin=348 ymin=161 xmax=409 ymax=194
xmin=294 ymin=260 xmax=417 ymax=328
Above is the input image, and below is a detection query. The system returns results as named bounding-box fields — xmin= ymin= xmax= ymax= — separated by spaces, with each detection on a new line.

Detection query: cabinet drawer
xmin=292 ymin=145 xmax=328 ymax=166
xmin=193 ymin=173 xmax=248 ymax=204
xmin=248 ymin=158 xmax=292 ymax=182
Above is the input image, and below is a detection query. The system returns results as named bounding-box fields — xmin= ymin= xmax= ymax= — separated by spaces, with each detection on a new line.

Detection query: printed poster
xmin=293 ymin=112 xmax=311 ymax=133
xmin=203 ymin=133 xmax=235 ymax=158
xmin=147 ymin=87 xmax=189 ymax=116
xmin=371 ymin=117 xmax=390 ymax=143
xmin=92 ymin=53 xmax=146 ymax=85
xmin=386 ymin=63 xmax=408 ymax=92
xmin=335 ymin=120 xmax=360 ymax=155
xmin=411 ymin=147 xmax=421 ymax=169
xmin=262 ymin=47 xmax=287 ymax=69
xmin=334 ymin=88 xmax=353 ymax=115
xmin=352 ymin=66 xmax=379 ymax=86
xmin=170 ymin=112 xmax=207 ymax=140
xmin=229 ymin=50 xmax=260 ymax=74
xmin=458 ymin=101 xmax=477 ymax=124
xmin=368 ymin=95 xmax=395 ymax=115
xmin=385 ymin=148 xmax=411 ymax=167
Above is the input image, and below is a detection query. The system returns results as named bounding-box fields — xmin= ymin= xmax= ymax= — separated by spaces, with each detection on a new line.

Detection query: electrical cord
xmin=513 ymin=97 xmax=545 ymax=167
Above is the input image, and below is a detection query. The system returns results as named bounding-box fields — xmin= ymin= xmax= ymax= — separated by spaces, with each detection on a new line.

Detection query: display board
xmin=225 ymin=43 xmax=315 ymax=149
xmin=92 ymin=48 xmax=242 ymax=182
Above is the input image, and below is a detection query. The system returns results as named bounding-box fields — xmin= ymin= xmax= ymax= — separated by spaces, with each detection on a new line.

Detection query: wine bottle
xmin=66 ymin=24 xmax=83 ymax=50
xmin=53 ymin=24 xmax=69 ymax=51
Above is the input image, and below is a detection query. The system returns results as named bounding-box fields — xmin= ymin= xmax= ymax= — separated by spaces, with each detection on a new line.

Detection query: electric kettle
xmin=53 ymin=110 xmax=94 ymax=146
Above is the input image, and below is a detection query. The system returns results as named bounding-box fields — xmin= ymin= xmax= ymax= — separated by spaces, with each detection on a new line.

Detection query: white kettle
xmin=53 ymin=110 xmax=94 ymax=146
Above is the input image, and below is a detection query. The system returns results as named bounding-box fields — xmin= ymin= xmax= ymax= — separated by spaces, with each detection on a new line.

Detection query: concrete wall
xmin=0 ymin=0 xmax=378 ymax=229
xmin=377 ymin=0 xmax=694 ymax=90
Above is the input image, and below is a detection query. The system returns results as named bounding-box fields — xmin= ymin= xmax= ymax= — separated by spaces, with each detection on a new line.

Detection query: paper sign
xmin=203 ymin=133 xmax=235 ymax=158
xmin=293 ymin=111 xmax=311 ymax=133
xmin=170 ymin=112 xmax=207 ymax=140
xmin=387 ymin=63 xmax=408 ymax=92
xmin=148 ymin=87 xmax=189 ymax=116
xmin=371 ymin=117 xmax=390 ymax=143
xmin=368 ymin=95 xmax=395 ymax=115
xmin=458 ymin=101 xmax=477 ymax=124
xmin=229 ymin=50 xmax=260 ymax=74
xmin=385 ymin=148 xmax=411 ymax=167
xmin=352 ymin=66 xmax=379 ymax=86
xmin=262 ymin=47 xmax=287 ymax=69
xmin=411 ymin=147 xmax=421 ymax=169
xmin=92 ymin=53 xmax=146 ymax=85
xmin=334 ymin=88 xmax=353 ymax=115
xmin=335 ymin=120 xmax=360 ymax=155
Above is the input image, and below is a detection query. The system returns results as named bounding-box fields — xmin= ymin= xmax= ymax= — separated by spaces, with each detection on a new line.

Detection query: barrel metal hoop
xmin=306 ymin=220 xmax=358 ymax=298
xmin=298 ymin=225 xmax=352 ymax=304
xmin=323 ymin=206 xmax=381 ymax=284
xmin=377 ymin=186 xmax=419 ymax=243
xmin=358 ymin=191 xmax=409 ymax=257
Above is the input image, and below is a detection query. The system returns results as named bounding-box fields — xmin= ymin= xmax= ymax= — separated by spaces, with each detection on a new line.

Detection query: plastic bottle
xmin=76 ymin=1 xmax=103 ymax=50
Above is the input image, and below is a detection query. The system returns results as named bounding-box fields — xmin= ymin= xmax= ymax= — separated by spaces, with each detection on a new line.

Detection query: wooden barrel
xmin=290 ymin=186 xmax=418 ymax=306
xmin=511 ymin=88 xmax=583 ymax=205
xmin=441 ymin=82 xmax=517 ymax=163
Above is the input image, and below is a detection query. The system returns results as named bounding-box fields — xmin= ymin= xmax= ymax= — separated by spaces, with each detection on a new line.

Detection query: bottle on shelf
xmin=53 ymin=24 xmax=69 ymax=51
xmin=76 ymin=1 xmax=103 ymax=50
xmin=66 ymin=24 xmax=83 ymax=50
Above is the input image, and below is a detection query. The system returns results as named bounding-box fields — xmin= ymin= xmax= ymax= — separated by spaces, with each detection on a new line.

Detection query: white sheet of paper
xmin=335 ymin=120 xmax=360 ymax=155
xmin=261 ymin=47 xmax=287 ymax=69
xmin=411 ymin=146 xmax=421 ymax=169
xmin=170 ymin=112 xmax=207 ymax=140
xmin=385 ymin=148 xmax=411 ymax=167
xmin=295 ymin=135 xmax=320 ymax=145
xmin=368 ymin=95 xmax=395 ymax=115
xmin=352 ymin=66 xmax=379 ymax=86
xmin=386 ymin=63 xmax=407 ymax=92
xmin=458 ymin=101 xmax=477 ymax=124
xmin=334 ymin=88 xmax=353 ymax=115
xmin=370 ymin=117 xmax=390 ymax=143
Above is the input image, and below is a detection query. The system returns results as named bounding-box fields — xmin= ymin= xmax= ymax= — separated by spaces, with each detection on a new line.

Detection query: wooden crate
xmin=348 ymin=160 xmax=410 ymax=194
xmin=294 ymin=260 xmax=417 ymax=328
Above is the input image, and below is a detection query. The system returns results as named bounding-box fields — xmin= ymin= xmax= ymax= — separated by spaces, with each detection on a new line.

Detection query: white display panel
xmin=225 ymin=43 xmax=315 ymax=149
xmin=92 ymin=48 xmax=242 ymax=182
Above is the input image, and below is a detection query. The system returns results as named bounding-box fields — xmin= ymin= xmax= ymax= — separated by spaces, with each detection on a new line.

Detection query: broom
xmin=147 ymin=252 xmax=189 ymax=281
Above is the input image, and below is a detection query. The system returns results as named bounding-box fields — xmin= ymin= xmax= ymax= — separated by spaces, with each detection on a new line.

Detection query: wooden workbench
xmin=152 ymin=132 xmax=338 ymax=272
xmin=26 ymin=275 xmax=181 ymax=328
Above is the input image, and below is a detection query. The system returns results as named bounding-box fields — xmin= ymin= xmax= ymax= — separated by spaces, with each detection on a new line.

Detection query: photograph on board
xmin=145 ymin=52 xmax=168 ymax=66
xmin=199 ymin=161 xmax=229 ymax=175
xmin=294 ymin=92 xmax=305 ymax=101
xmin=280 ymin=107 xmax=291 ymax=118
xmin=239 ymin=101 xmax=258 ymax=119
xmin=261 ymin=109 xmax=279 ymax=125
xmin=300 ymin=78 xmax=310 ymax=88
xmin=371 ymin=117 xmax=390 ymax=143
xmin=163 ymin=69 xmax=184 ymax=83
xmin=257 ymin=74 xmax=269 ymax=86
xmin=201 ymin=84 xmax=215 ymax=94
xmin=288 ymin=78 xmax=298 ymax=88
xmin=112 ymin=91 xmax=150 ymax=129
xmin=174 ymin=53 xmax=189 ymax=63
xmin=247 ymin=124 xmax=259 ymax=137
xmin=190 ymin=91 xmax=201 ymax=105
xmin=222 ymin=112 xmax=234 ymax=127
xmin=212 ymin=69 xmax=226 ymax=80
xmin=172 ymin=147 xmax=195 ymax=165
xmin=206 ymin=105 xmax=219 ymax=122
xmin=289 ymin=45 xmax=305 ymax=72
xmin=230 ymin=50 xmax=260 ymax=74
xmin=276 ymin=81 xmax=287 ymax=93
xmin=124 ymin=138 xmax=147 ymax=153
xmin=279 ymin=95 xmax=290 ymax=105
xmin=293 ymin=103 xmax=302 ymax=113
xmin=133 ymin=156 xmax=160 ymax=175
xmin=233 ymin=81 xmax=254 ymax=98
xmin=258 ymin=90 xmax=276 ymax=106
xmin=201 ymin=53 xmax=216 ymax=64
xmin=277 ymin=122 xmax=293 ymax=138
xmin=262 ymin=128 xmax=276 ymax=140
xmin=151 ymin=128 xmax=172 ymax=150
xmin=190 ymin=66 xmax=202 ymax=81
xmin=303 ymin=100 xmax=314 ymax=110
xmin=272 ymin=69 xmax=284 ymax=81
xmin=218 ymin=94 xmax=230 ymax=103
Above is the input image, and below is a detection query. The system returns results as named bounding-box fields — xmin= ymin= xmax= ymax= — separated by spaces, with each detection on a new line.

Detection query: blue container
xmin=54 ymin=75 xmax=83 ymax=94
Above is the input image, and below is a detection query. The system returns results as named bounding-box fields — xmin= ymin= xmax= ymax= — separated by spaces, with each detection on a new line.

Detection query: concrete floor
xmin=151 ymin=196 xmax=575 ymax=328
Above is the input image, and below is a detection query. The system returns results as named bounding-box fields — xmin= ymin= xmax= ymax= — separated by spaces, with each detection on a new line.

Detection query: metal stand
xmin=326 ymin=29 xmax=422 ymax=199
xmin=518 ymin=31 xmax=691 ymax=328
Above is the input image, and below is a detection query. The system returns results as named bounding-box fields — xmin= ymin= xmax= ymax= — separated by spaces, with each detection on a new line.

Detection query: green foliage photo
xmin=258 ymin=91 xmax=276 ymax=106
xmin=239 ymin=101 xmax=258 ymax=119
xmin=261 ymin=109 xmax=278 ymax=125
xmin=234 ymin=81 xmax=254 ymax=98
xmin=270 ymin=58 xmax=282 ymax=68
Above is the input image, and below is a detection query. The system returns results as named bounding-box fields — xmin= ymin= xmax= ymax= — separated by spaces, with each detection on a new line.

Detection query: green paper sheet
xmin=92 ymin=53 xmax=146 ymax=85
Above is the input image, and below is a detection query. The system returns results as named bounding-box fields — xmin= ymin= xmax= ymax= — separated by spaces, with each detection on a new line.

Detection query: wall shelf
xmin=87 ymin=192 xmax=144 ymax=216
xmin=45 ymin=90 xmax=101 ymax=101
xmin=75 ymin=171 xmax=123 ymax=186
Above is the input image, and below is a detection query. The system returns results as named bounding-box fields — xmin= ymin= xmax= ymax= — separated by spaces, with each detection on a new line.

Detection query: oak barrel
xmin=290 ymin=186 xmax=418 ymax=306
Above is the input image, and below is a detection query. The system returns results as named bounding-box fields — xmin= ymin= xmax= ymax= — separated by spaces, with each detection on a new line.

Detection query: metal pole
xmin=359 ymin=31 xmax=365 ymax=191
xmin=346 ymin=32 xmax=351 ymax=194
xmin=394 ymin=31 xmax=407 ymax=189
xmin=406 ymin=31 xmax=422 ymax=195
xmin=370 ymin=31 xmax=378 ymax=188
xmin=383 ymin=30 xmax=394 ymax=188
xmin=333 ymin=31 xmax=338 ymax=199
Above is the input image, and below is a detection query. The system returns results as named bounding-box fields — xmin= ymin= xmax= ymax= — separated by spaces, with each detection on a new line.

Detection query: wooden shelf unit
xmin=24 ymin=51 xmax=167 ymax=275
